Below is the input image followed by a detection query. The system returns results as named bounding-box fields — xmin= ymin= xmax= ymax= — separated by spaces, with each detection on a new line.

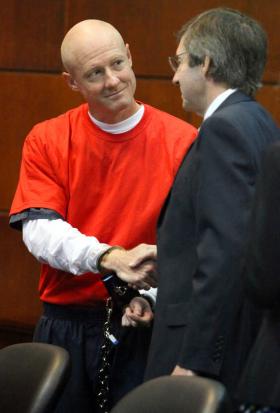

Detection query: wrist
xmin=97 ymin=246 xmax=125 ymax=274
xmin=141 ymin=294 xmax=155 ymax=311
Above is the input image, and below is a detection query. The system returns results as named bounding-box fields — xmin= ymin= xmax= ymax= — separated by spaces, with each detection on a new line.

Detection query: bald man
xmin=10 ymin=20 xmax=197 ymax=412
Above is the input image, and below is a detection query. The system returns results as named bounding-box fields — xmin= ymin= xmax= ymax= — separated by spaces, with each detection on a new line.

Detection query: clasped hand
xmin=100 ymin=243 xmax=157 ymax=289
xmin=122 ymin=296 xmax=154 ymax=327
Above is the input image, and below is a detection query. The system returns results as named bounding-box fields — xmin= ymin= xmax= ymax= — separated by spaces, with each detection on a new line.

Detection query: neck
xmin=202 ymin=82 xmax=228 ymax=116
xmin=89 ymin=100 xmax=140 ymax=124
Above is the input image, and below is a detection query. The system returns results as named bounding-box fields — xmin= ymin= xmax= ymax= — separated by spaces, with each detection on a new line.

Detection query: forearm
xmin=22 ymin=218 xmax=110 ymax=275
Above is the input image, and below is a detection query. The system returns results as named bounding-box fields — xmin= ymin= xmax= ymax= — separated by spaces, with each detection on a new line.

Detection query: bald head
xmin=61 ymin=20 xmax=126 ymax=73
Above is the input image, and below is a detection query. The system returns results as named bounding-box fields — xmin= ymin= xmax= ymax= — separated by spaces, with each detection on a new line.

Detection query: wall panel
xmin=64 ymin=0 xmax=279 ymax=82
xmin=136 ymin=78 xmax=188 ymax=121
xmin=0 ymin=214 xmax=41 ymax=327
xmin=65 ymin=0 xmax=249 ymax=76
xmin=247 ymin=0 xmax=280 ymax=82
xmin=257 ymin=85 xmax=280 ymax=123
xmin=0 ymin=1 xmax=65 ymax=71
xmin=138 ymin=80 xmax=280 ymax=129
xmin=0 ymin=72 xmax=83 ymax=209
xmin=1 ymin=0 xmax=280 ymax=345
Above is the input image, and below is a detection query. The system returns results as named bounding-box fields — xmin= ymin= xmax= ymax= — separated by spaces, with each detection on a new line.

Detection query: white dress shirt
xmin=203 ymin=88 xmax=236 ymax=120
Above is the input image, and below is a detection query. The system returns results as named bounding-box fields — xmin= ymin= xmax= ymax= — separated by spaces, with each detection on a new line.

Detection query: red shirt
xmin=10 ymin=103 xmax=197 ymax=305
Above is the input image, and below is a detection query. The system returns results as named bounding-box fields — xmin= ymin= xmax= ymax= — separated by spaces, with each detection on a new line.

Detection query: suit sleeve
xmin=177 ymin=115 xmax=257 ymax=375
xmin=245 ymin=143 xmax=280 ymax=307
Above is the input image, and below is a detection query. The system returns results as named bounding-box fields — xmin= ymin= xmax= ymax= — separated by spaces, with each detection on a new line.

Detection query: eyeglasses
xmin=168 ymin=52 xmax=188 ymax=72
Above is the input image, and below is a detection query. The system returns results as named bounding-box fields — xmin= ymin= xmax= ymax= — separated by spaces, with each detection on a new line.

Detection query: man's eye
xmin=92 ymin=69 xmax=102 ymax=77
xmin=87 ymin=69 xmax=102 ymax=80
xmin=113 ymin=59 xmax=124 ymax=68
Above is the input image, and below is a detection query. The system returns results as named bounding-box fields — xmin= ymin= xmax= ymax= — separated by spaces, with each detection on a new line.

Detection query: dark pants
xmin=33 ymin=302 xmax=151 ymax=413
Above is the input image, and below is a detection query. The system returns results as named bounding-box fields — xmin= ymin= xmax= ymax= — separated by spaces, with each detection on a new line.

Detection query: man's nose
xmin=104 ymin=69 xmax=120 ymax=88
xmin=172 ymin=71 xmax=179 ymax=85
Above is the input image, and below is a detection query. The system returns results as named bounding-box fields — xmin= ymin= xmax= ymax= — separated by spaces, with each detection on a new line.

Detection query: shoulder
xmin=198 ymin=97 xmax=280 ymax=172
xmin=140 ymin=103 xmax=198 ymax=168
xmin=143 ymin=103 xmax=197 ymax=154
xmin=31 ymin=103 xmax=87 ymax=135
xmin=208 ymin=93 xmax=278 ymax=133
xmin=197 ymin=103 xmax=256 ymax=169
xmin=201 ymin=95 xmax=279 ymax=147
xmin=26 ymin=104 xmax=87 ymax=148
xmin=144 ymin=103 xmax=197 ymax=134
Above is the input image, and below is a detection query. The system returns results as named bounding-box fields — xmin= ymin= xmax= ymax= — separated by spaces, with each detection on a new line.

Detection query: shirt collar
xmin=88 ymin=105 xmax=145 ymax=134
xmin=204 ymin=89 xmax=237 ymax=121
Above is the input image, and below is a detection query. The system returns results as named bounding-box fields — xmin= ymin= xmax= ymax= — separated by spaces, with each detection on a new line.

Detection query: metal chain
xmin=96 ymin=297 xmax=118 ymax=413
xmin=96 ymin=280 xmax=133 ymax=412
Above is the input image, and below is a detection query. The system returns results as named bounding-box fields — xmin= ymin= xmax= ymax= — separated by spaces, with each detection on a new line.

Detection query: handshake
xmin=98 ymin=243 xmax=157 ymax=290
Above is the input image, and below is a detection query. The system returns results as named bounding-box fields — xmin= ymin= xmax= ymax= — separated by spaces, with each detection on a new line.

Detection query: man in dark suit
xmin=145 ymin=7 xmax=280 ymax=399
xmin=237 ymin=142 xmax=280 ymax=409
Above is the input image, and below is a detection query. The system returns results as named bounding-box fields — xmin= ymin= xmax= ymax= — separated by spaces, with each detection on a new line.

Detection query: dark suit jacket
xmin=145 ymin=91 xmax=280 ymax=398
xmin=238 ymin=142 xmax=280 ymax=407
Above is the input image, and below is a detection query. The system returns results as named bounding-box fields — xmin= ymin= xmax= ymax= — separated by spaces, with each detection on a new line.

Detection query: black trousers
xmin=33 ymin=302 xmax=152 ymax=413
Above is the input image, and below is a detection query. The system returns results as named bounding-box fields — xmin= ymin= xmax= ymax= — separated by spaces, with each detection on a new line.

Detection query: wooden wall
xmin=1 ymin=0 xmax=280 ymax=346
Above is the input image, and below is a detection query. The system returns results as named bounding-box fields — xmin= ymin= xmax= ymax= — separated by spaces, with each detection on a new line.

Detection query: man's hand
xmin=171 ymin=365 xmax=196 ymax=376
xmin=128 ymin=244 xmax=157 ymax=268
xmin=100 ymin=244 xmax=157 ymax=289
xmin=122 ymin=296 xmax=154 ymax=327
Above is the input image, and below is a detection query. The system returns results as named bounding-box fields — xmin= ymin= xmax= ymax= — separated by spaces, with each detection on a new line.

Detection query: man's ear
xmin=62 ymin=71 xmax=79 ymax=92
xmin=202 ymin=56 xmax=211 ymax=77
xmin=125 ymin=43 xmax=133 ymax=67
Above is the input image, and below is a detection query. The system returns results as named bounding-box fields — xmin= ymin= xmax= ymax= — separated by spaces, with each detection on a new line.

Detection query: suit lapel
xmin=157 ymin=140 xmax=198 ymax=228
xmin=158 ymin=91 xmax=252 ymax=229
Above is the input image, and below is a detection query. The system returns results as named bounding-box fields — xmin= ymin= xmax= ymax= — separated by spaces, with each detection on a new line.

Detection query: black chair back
xmin=111 ymin=375 xmax=232 ymax=413
xmin=0 ymin=342 xmax=70 ymax=413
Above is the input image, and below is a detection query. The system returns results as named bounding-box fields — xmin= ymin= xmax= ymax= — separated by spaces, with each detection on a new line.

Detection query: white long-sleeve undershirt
xmin=23 ymin=218 xmax=110 ymax=275
xmin=22 ymin=218 xmax=157 ymax=303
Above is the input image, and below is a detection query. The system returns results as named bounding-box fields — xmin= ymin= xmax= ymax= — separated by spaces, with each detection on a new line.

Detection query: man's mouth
xmin=105 ymin=87 xmax=126 ymax=98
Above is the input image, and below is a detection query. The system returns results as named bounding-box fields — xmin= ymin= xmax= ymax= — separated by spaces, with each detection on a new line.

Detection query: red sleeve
xmin=10 ymin=124 xmax=69 ymax=218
